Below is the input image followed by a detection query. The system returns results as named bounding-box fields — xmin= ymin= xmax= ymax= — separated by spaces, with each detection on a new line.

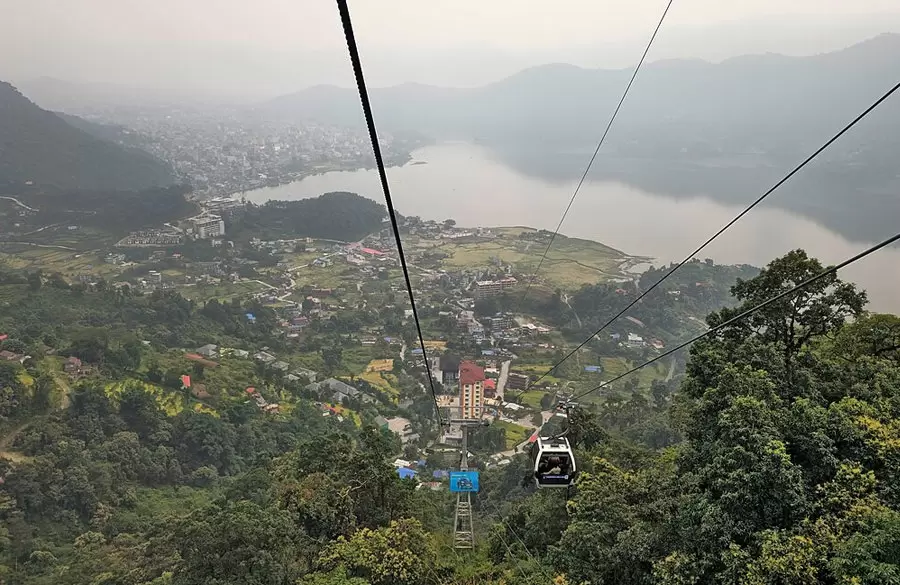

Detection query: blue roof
xmin=397 ymin=468 xmax=417 ymax=479
xmin=417 ymin=459 xmax=427 ymax=467
xmin=433 ymin=470 xmax=450 ymax=479
xmin=481 ymin=350 xmax=495 ymax=356
xmin=584 ymin=365 xmax=602 ymax=372
xmin=411 ymin=348 xmax=424 ymax=355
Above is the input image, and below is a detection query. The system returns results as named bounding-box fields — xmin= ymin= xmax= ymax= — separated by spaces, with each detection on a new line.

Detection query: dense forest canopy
xmin=235 ymin=192 xmax=386 ymax=241
xmin=14 ymin=184 xmax=197 ymax=234
xmin=489 ymin=250 xmax=900 ymax=584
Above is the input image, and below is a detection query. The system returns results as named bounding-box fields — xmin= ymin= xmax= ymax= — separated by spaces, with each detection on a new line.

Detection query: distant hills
xmin=258 ymin=34 xmax=900 ymax=158
xmin=0 ymin=81 xmax=175 ymax=191
xmin=256 ymin=34 xmax=900 ymax=245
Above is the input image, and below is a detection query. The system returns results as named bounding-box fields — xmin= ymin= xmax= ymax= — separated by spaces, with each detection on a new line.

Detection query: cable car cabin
xmin=531 ymin=436 xmax=577 ymax=488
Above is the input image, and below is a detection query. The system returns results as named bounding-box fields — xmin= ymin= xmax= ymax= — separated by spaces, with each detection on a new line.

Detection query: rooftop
xmin=459 ymin=360 xmax=485 ymax=385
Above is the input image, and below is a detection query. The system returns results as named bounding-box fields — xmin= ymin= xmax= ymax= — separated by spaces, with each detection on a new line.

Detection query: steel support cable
xmin=530 ymin=79 xmax=900 ymax=388
xmin=514 ymin=0 xmax=675 ymax=314
xmin=479 ymin=495 xmax=556 ymax=582
xmin=336 ymin=0 xmax=443 ymax=424
xmin=569 ymin=231 xmax=900 ymax=402
xmin=492 ymin=520 xmax=532 ymax=583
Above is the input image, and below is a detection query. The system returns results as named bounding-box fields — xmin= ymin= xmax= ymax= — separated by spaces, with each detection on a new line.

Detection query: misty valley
xmin=2 ymin=9 xmax=900 ymax=585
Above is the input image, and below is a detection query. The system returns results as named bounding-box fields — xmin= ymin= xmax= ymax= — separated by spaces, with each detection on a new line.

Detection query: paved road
xmin=2 ymin=241 xmax=75 ymax=251
xmin=496 ymin=359 xmax=511 ymax=397
xmin=276 ymin=276 xmax=296 ymax=301
xmin=0 ymin=196 xmax=38 ymax=212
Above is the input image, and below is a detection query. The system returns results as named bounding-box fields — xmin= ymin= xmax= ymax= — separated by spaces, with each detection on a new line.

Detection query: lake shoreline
xmin=232 ymin=142 xmax=900 ymax=312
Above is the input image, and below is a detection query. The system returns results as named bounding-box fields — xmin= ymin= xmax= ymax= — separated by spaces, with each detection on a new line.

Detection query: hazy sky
xmin=3 ymin=0 xmax=900 ymax=100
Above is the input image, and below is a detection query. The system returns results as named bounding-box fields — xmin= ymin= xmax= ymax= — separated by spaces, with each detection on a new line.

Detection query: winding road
xmin=0 ymin=196 xmax=38 ymax=212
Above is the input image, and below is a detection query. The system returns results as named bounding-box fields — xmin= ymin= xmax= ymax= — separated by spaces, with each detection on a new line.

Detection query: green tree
xmin=320 ymin=345 xmax=344 ymax=376
xmin=316 ymin=519 xmax=435 ymax=585
xmin=707 ymin=249 xmax=865 ymax=385
xmin=171 ymin=500 xmax=304 ymax=585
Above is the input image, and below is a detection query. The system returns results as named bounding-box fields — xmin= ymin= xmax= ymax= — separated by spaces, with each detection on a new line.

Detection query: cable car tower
xmin=447 ymin=414 xmax=487 ymax=549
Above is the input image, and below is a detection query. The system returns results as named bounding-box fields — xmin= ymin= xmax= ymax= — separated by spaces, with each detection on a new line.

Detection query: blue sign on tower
xmin=449 ymin=471 xmax=480 ymax=493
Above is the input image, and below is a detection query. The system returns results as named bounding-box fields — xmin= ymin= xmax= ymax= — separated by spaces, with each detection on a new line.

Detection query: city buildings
xmin=189 ymin=213 xmax=225 ymax=239
xmin=473 ymin=277 xmax=517 ymax=299
xmin=430 ymin=354 xmax=461 ymax=386
xmin=459 ymin=360 xmax=485 ymax=419
xmin=626 ymin=333 xmax=646 ymax=348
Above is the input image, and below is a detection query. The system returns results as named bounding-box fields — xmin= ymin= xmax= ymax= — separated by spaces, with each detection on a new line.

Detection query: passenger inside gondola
xmin=538 ymin=454 xmax=570 ymax=477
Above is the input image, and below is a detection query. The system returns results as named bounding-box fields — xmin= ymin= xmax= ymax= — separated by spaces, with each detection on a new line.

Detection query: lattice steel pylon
xmin=453 ymin=492 xmax=475 ymax=549
xmin=450 ymin=413 xmax=483 ymax=549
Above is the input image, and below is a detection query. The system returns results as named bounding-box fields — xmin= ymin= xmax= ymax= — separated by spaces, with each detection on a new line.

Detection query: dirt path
xmin=665 ymin=357 xmax=677 ymax=382
xmin=0 ymin=418 xmax=39 ymax=463
xmin=53 ymin=372 xmax=73 ymax=408
xmin=0 ymin=375 xmax=71 ymax=462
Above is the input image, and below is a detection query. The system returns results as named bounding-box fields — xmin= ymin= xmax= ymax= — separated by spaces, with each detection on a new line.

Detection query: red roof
xmin=484 ymin=379 xmax=497 ymax=390
xmin=0 ymin=334 xmax=7 ymax=342
xmin=245 ymin=387 xmax=256 ymax=394
xmin=181 ymin=375 xmax=191 ymax=388
xmin=528 ymin=431 xmax=538 ymax=443
xmin=360 ymin=247 xmax=385 ymax=256
xmin=459 ymin=360 xmax=485 ymax=385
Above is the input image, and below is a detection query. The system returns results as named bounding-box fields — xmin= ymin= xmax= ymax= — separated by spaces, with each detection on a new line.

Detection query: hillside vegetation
xmin=234 ymin=192 xmax=386 ymax=241
xmin=1 ymin=249 xmax=900 ymax=583
xmin=0 ymin=82 xmax=175 ymax=191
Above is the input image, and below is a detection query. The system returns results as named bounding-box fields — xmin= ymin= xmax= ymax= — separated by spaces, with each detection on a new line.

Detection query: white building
xmin=626 ymin=333 xmax=645 ymax=348
xmin=189 ymin=213 xmax=225 ymax=239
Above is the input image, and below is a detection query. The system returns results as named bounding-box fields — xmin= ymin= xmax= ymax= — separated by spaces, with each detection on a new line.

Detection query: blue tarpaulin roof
xmin=397 ymin=468 xmax=417 ymax=479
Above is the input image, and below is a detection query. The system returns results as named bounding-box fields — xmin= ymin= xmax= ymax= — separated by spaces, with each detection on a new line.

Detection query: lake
xmin=242 ymin=142 xmax=900 ymax=312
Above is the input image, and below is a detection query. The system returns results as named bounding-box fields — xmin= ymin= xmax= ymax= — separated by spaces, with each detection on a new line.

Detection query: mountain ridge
xmin=0 ymin=81 xmax=175 ymax=191
xmin=257 ymin=33 xmax=900 ymax=147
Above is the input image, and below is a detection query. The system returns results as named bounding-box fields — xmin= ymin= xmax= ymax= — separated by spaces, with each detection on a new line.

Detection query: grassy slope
xmin=409 ymin=226 xmax=637 ymax=289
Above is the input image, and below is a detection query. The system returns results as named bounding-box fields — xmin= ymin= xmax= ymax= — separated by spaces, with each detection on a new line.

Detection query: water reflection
xmin=489 ymin=144 xmax=900 ymax=246
xmin=242 ymin=143 xmax=900 ymax=312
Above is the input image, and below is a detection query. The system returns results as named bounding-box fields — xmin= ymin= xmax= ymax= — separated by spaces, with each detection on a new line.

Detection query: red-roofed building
xmin=459 ymin=360 xmax=485 ymax=418
xmin=181 ymin=375 xmax=191 ymax=389
xmin=0 ymin=334 xmax=7 ymax=342
xmin=360 ymin=247 xmax=385 ymax=256
xmin=483 ymin=378 xmax=497 ymax=398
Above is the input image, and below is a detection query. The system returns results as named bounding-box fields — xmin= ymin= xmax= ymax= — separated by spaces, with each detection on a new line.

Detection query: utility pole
xmin=448 ymin=414 xmax=486 ymax=550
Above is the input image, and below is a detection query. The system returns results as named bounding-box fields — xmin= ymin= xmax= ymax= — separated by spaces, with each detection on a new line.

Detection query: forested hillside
xmin=2 ymin=249 xmax=900 ymax=584
xmin=0 ymin=82 xmax=175 ymax=191
xmin=235 ymin=192 xmax=386 ymax=241
xmin=487 ymin=251 xmax=900 ymax=584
